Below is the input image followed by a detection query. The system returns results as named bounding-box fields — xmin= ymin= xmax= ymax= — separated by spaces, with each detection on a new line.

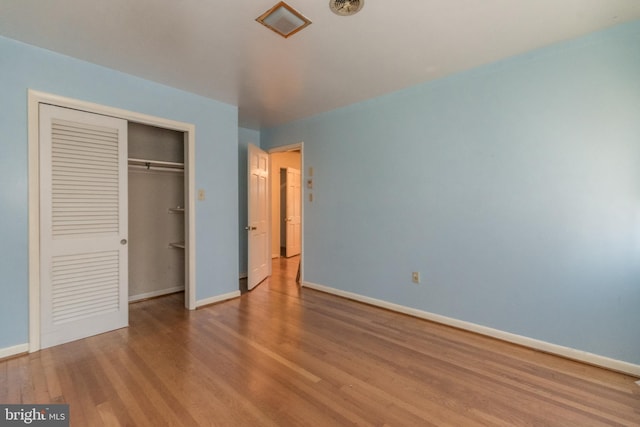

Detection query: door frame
xmin=268 ymin=142 xmax=304 ymax=281
xmin=28 ymin=90 xmax=197 ymax=352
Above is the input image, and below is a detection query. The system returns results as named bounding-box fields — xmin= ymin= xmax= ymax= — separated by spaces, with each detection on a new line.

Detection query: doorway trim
xmin=28 ymin=90 xmax=197 ymax=352
xmin=268 ymin=142 xmax=304 ymax=282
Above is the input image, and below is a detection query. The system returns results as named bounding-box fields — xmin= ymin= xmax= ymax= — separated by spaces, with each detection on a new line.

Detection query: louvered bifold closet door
xmin=39 ymin=104 xmax=128 ymax=349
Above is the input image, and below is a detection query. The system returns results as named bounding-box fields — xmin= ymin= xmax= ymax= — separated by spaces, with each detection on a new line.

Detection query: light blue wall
xmin=238 ymin=127 xmax=261 ymax=276
xmin=262 ymin=21 xmax=640 ymax=365
xmin=0 ymin=36 xmax=239 ymax=349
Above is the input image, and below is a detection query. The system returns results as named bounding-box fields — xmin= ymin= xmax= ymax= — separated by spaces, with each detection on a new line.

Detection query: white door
xmin=247 ymin=144 xmax=270 ymax=290
xmin=285 ymin=167 xmax=301 ymax=257
xmin=39 ymin=104 xmax=128 ymax=349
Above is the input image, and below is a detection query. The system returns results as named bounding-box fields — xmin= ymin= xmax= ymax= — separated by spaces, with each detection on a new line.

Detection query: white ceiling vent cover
xmin=330 ymin=0 xmax=364 ymax=16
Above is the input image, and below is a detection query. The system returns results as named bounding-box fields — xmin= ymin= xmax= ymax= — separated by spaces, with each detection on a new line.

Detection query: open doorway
xmin=270 ymin=144 xmax=303 ymax=285
xmin=270 ymin=150 xmax=301 ymax=258
xmin=240 ymin=142 xmax=304 ymax=294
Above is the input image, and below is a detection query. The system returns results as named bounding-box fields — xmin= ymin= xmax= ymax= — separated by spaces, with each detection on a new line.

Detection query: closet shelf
xmin=169 ymin=242 xmax=185 ymax=249
xmin=168 ymin=207 xmax=185 ymax=214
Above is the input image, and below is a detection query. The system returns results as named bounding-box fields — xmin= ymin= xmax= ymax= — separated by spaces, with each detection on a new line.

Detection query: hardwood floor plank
xmin=87 ymin=341 xmax=164 ymax=426
xmin=0 ymin=360 xmax=7 ymax=403
xmin=6 ymin=358 xmax=22 ymax=403
xmin=40 ymin=349 xmax=64 ymax=403
xmin=209 ymin=317 xmax=322 ymax=383
xmin=96 ymin=401 xmax=119 ymax=426
xmin=1 ymin=255 xmax=638 ymax=426
xmin=25 ymin=353 xmax=49 ymax=404
xmin=54 ymin=345 xmax=98 ymax=426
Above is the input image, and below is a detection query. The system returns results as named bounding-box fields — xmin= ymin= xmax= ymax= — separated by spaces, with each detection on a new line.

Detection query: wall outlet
xmin=412 ymin=272 xmax=420 ymax=284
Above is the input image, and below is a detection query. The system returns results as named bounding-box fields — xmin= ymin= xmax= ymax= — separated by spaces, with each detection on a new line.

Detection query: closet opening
xmin=127 ymin=122 xmax=186 ymax=306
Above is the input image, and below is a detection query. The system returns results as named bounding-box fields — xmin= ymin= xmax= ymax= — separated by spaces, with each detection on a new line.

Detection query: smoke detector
xmin=329 ymin=0 xmax=364 ymax=16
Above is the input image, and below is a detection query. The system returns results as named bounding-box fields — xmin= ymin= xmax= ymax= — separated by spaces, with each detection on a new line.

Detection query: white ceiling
xmin=1 ymin=1 xmax=639 ymax=129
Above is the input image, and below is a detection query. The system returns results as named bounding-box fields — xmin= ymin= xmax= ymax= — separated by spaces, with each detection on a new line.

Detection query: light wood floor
xmin=2 ymin=256 xmax=639 ymax=426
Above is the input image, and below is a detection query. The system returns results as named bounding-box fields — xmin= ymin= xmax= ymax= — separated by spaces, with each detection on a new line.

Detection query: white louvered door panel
xmin=40 ymin=104 xmax=128 ymax=349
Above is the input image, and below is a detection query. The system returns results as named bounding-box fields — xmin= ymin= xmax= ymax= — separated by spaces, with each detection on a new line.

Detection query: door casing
xmin=28 ymin=90 xmax=197 ymax=352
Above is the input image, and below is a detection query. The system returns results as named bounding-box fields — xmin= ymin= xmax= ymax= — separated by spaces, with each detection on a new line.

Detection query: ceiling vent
xmin=329 ymin=0 xmax=364 ymax=16
xmin=256 ymin=2 xmax=312 ymax=38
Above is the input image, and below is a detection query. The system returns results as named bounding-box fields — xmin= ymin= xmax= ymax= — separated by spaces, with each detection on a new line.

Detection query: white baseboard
xmin=129 ymin=286 xmax=185 ymax=302
xmin=196 ymin=290 xmax=241 ymax=308
xmin=302 ymin=281 xmax=640 ymax=377
xmin=0 ymin=343 xmax=29 ymax=360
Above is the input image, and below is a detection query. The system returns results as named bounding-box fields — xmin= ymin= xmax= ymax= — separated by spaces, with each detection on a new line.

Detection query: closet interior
xmin=128 ymin=122 xmax=185 ymax=302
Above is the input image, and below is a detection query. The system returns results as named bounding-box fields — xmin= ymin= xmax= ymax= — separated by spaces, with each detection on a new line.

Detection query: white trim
xmin=196 ymin=291 xmax=241 ymax=308
xmin=184 ymin=128 xmax=196 ymax=311
xmin=0 ymin=343 xmax=29 ymax=360
xmin=268 ymin=142 xmax=304 ymax=283
xmin=28 ymin=91 xmax=41 ymax=352
xmin=28 ymin=90 xmax=198 ymax=353
xmin=302 ymin=281 xmax=640 ymax=377
xmin=268 ymin=143 xmax=303 ymax=153
xmin=129 ymin=286 xmax=185 ymax=303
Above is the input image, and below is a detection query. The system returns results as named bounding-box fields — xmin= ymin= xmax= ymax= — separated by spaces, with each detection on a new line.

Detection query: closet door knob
xmin=120 ymin=239 xmax=128 ymax=245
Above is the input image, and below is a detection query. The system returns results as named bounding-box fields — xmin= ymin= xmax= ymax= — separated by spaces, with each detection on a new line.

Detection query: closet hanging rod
xmin=128 ymin=158 xmax=184 ymax=170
